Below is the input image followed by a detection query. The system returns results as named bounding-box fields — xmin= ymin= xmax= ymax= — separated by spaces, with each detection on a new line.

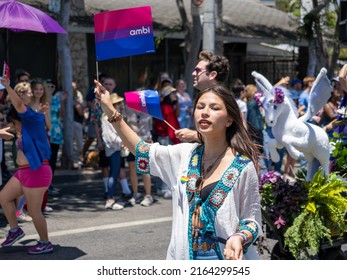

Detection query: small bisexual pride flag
xmin=94 ymin=6 xmax=155 ymax=61
xmin=2 ymin=61 xmax=10 ymax=78
xmin=125 ymin=90 xmax=163 ymax=120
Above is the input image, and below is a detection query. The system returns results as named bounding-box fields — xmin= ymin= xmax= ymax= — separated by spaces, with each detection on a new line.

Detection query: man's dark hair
xmin=197 ymin=51 xmax=230 ymax=83
xmin=230 ymin=78 xmax=245 ymax=99
xmin=14 ymin=69 xmax=30 ymax=81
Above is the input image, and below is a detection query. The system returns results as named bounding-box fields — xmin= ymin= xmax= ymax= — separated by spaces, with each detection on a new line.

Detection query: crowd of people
xmin=0 ymin=50 xmax=345 ymax=259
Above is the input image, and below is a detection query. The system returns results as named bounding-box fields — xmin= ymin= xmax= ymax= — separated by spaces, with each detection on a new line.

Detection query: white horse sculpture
xmin=252 ymin=68 xmax=332 ymax=181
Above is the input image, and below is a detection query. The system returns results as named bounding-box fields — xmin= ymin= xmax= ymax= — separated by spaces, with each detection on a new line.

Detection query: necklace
xmin=191 ymin=146 xmax=229 ymax=238
xmin=196 ymin=146 xmax=229 ymax=196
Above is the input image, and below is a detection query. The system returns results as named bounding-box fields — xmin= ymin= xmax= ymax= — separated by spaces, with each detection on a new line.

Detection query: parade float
xmin=252 ymin=69 xmax=347 ymax=260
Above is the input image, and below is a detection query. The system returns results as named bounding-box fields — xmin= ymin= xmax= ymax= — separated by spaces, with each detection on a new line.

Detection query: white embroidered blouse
xmin=135 ymin=140 xmax=262 ymax=260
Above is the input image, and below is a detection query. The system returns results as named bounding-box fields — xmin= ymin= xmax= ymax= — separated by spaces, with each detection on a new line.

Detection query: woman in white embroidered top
xmin=94 ymin=80 xmax=262 ymax=260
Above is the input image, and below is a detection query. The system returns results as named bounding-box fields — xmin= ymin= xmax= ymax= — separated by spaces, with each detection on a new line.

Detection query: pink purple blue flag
xmin=2 ymin=61 xmax=10 ymax=78
xmin=125 ymin=90 xmax=163 ymax=120
xmin=94 ymin=6 xmax=155 ymax=61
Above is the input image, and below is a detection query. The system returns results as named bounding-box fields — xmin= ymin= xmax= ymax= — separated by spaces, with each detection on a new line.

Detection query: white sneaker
xmin=133 ymin=193 xmax=143 ymax=204
xmin=163 ymin=191 xmax=172 ymax=199
xmin=140 ymin=195 xmax=153 ymax=207
xmin=105 ymin=199 xmax=115 ymax=209
xmin=128 ymin=197 xmax=136 ymax=206
xmin=43 ymin=206 xmax=53 ymax=212
xmin=17 ymin=212 xmax=33 ymax=223
xmin=112 ymin=203 xmax=124 ymax=210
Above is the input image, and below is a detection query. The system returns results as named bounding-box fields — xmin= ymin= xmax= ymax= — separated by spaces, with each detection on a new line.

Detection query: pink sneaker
xmin=1 ymin=227 xmax=25 ymax=247
xmin=27 ymin=241 xmax=53 ymax=255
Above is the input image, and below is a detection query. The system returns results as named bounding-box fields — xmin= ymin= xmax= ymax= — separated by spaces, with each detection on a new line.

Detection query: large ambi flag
xmin=125 ymin=90 xmax=163 ymax=120
xmin=94 ymin=6 xmax=155 ymax=61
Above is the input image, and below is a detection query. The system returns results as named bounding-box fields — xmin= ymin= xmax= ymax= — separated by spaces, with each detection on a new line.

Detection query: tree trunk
xmin=307 ymin=39 xmax=317 ymax=76
xmin=185 ymin=15 xmax=202 ymax=97
xmin=327 ymin=1 xmax=341 ymax=76
xmin=176 ymin=0 xmax=202 ymax=97
xmin=57 ymin=0 xmax=74 ymax=169
xmin=303 ymin=1 xmax=338 ymax=76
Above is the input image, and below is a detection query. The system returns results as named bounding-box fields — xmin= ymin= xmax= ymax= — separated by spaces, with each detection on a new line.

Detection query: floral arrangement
xmin=330 ymin=109 xmax=347 ymax=177
xmin=259 ymin=169 xmax=347 ymax=259
xmin=254 ymin=92 xmax=264 ymax=107
xmin=273 ymin=87 xmax=285 ymax=104
xmin=253 ymin=87 xmax=284 ymax=107
xmin=259 ymin=171 xmax=307 ymax=234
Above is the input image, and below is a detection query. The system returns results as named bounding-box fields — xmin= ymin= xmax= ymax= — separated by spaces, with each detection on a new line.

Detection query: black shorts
xmin=126 ymin=152 xmax=135 ymax=162
xmin=98 ymin=150 xmax=109 ymax=168
xmin=120 ymin=157 xmax=126 ymax=168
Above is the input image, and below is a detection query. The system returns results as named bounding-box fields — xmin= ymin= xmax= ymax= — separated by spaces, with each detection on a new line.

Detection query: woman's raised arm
xmin=0 ymin=75 xmax=26 ymax=113
xmin=94 ymin=79 xmax=141 ymax=155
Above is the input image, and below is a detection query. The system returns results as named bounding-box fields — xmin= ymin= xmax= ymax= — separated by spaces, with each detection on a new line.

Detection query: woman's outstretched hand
xmin=224 ymin=236 xmax=244 ymax=260
xmin=94 ymin=79 xmax=110 ymax=104
xmin=0 ymin=75 xmax=10 ymax=88
xmin=0 ymin=126 xmax=15 ymax=140
xmin=94 ymin=79 xmax=115 ymax=117
xmin=93 ymin=80 xmax=141 ymax=156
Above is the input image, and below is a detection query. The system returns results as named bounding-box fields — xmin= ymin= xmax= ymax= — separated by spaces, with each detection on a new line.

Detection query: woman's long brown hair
xmin=194 ymin=84 xmax=260 ymax=172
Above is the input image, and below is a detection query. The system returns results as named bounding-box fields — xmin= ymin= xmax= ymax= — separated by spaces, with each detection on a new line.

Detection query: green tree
xmin=288 ymin=0 xmax=340 ymax=76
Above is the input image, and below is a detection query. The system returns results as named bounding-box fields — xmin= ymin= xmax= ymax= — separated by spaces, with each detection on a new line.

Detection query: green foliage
xmin=331 ymin=123 xmax=347 ymax=177
xmin=284 ymin=169 xmax=347 ymax=259
xmin=288 ymin=0 xmax=301 ymax=14
xmin=284 ymin=210 xmax=331 ymax=259
xmin=325 ymin=11 xmax=337 ymax=29
xmin=340 ymin=48 xmax=347 ymax=60
xmin=276 ymin=0 xmax=290 ymax=12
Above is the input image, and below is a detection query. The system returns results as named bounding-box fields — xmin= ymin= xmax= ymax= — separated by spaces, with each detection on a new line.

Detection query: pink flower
xmin=273 ymin=88 xmax=284 ymax=104
xmin=254 ymin=92 xmax=264 ymax=107
xmin=274 ymin=215 xmax=286 ymax=229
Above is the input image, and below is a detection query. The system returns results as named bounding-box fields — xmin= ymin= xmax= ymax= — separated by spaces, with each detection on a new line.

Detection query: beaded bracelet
xmin=108 ymin=111 xmax=123 ymax=123
xmin=227 ymin=232 xmax=247 ymax=246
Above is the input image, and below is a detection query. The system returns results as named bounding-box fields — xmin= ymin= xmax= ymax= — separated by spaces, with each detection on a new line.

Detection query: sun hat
xmin=161 ymin=85 xmax=177 ymax=98
xmin=110 ymin=93 xmax=124 ymax=104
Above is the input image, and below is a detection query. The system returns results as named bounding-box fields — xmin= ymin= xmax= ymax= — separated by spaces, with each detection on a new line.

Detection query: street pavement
xmin=0 ymin=167 xmax=345 ymax=260
xmin=0 ymin=167 xmax=276 ymax=260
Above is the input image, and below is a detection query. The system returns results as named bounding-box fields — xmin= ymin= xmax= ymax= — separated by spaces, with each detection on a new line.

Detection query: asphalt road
xmin=0 ymin=169 xmax=276 ymax=260
xmin=0 ymin=168 xmax=345 ymax=261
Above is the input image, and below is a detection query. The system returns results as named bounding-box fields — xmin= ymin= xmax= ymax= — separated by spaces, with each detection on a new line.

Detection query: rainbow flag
xmin=125 ymin=90 xmax=163 ymax=120
xmin=94 ymin=6 xmax=155 ymax=61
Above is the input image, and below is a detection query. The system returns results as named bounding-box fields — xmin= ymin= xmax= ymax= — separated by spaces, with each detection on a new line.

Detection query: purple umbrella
xmin=0 ymin=0 xmax=66 ymax=34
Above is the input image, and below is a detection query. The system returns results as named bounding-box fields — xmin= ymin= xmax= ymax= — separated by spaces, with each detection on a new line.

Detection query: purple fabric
xmin=0 ymin=0 xmax=66 ymax=33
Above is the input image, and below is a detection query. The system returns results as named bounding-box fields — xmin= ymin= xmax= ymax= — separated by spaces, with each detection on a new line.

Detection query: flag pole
xmin=164 ymin=120 xmax=176 ymax=131
xmin=96 ymin=61 xmax=99 ymax=82
xmin=95 ymin=61 xmax=101 ymax=106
